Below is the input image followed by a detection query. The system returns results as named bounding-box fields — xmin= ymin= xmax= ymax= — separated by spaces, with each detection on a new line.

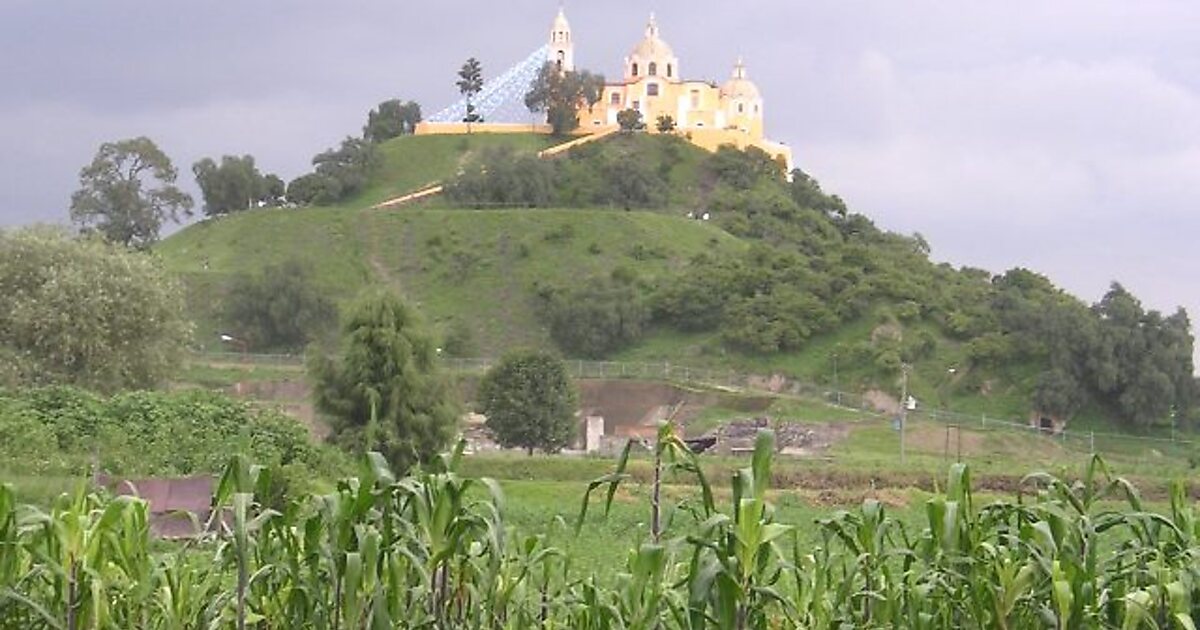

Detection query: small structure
xmin=1029 ymin=410 xmax=1066 ymax=435
xmin=97 ymin=475 xmax=218 ymax=539
xmin=584 ymin=415 xmax=605 ymax=453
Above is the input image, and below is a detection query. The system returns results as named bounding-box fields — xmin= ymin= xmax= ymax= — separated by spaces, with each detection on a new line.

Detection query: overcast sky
xmin=2 ymin=1 xmax=1198 ymax=337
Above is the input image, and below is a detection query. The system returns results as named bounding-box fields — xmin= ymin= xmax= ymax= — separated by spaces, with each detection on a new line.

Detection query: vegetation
xmin=0 ymin=385 xmax=340 ymax=480
xmin=363 ymin=99 xmax=422 ymax=142
xmin=69 ymin=136 xmax=193 ymax=248
xmin=524 ymin=61 xmax=606 ymax=135
xmin=309 ymin=292 xmax=458 ymax=472
xmin=192 ymin=154 xmax=284 ymax=215
xmin=478 ymin=351 xmax=578 ymax=454
xmin=617 ymin=107 xmax=646 ymax=132
xmin=222 ymin=260 xmax=338 ymax=351
xmin=539 ymin=274 xmax=650 ymax=358
xmin=287 ymin=137 xmax=381 ymax=206
xmin=2 ymin=437 xmax=1197 ymax=628
xmin=456 ymin=57 xmax=484 ymax=127
xmin=0 ymin=227 xmax=189 ymax=392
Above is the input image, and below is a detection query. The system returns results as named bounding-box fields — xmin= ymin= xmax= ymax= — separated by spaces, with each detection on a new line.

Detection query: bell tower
xmin=548 ymin=7 xmax=575 ymax=72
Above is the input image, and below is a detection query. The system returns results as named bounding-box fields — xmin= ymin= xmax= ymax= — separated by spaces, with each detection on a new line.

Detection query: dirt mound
xmin=578 ymin=380 xmax=772 ymax=438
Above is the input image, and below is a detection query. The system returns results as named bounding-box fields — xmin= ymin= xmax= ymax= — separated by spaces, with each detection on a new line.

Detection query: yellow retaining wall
xmin=414 ymin=121 xmax=554 ymax=135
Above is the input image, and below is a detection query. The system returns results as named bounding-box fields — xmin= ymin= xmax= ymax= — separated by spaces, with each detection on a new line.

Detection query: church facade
xmin=549 ymin=9 xmax=793 ymax=170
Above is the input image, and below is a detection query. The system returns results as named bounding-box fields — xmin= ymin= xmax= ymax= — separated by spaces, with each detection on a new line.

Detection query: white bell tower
xmin=548 ymin=7 xmax=575 ymax=72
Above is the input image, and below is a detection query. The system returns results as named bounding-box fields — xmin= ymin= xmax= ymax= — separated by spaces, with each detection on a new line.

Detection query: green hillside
xmin=159 ymin=131 xmax=1197 ymax=433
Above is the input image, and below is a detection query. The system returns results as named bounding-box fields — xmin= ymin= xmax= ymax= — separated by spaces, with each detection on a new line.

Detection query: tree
xmin=363 ymin=99 xmax=423 ymax=142
xmin=309 ymin=136 xmax=381 ymax=202
xmin=444 ymin=146 xmax=556 ymax=208
xmin=541 ymin=276 xmax=649 ymax=358
xmin=477 ymin=351 xmax=578 ymax=454
xmin=655 ymin=114 xmax=676 ymax=133
xmin=0 ymin=227 xmax=190 ymax=392
xmin=286 ymin=173 xmax=338 ymax=206
xmin=223 ymin=260 xmax=338 ymax=351
xmin=457 ymin=57 xmax=484 ymax=130
xmin=524 ymin=62 xmax=605 ymax=135
xmin=69 ymin=136 xmax=194 ymax=248
xmin=309 ymin=292 xmax=457 ymax=471
xmin=192 ymin=154 xmax=282 ymax=216
xmin=617 ymin=108 xmax=645 ymax=133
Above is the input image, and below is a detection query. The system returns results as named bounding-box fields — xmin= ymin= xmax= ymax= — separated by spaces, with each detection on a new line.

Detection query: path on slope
xmin=368 ymin=128 xmax=619 ymax=210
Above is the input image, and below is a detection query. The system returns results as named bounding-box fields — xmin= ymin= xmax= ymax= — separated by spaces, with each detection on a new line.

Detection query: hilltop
xmin=159 ymin=131 xmax=1196 ymax=433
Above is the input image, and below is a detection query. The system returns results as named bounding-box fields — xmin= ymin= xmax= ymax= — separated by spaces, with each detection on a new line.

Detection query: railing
xmin=190 ymin=352 xmax=1196 ymax=457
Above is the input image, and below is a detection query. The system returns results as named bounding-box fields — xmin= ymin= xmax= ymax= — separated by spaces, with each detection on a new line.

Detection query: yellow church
xmin=549 ymin=8 xmax=793 ymax=170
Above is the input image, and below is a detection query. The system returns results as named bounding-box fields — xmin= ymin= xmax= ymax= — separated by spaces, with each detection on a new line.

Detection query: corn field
xmin=2 ymin=430 xmax=1198 ymax=629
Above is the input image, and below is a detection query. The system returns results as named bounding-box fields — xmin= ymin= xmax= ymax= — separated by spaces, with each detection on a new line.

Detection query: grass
xmin=361 ymin=208 xmax=744 ymax=354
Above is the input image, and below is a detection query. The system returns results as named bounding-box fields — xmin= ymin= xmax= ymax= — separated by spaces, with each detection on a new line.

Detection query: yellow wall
xmin=414 ymin=121 xmax=554 ymax=135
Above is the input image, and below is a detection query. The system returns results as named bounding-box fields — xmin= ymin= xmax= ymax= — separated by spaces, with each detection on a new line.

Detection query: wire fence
xmin=191 ymin=352 xmax=1197 ymax=460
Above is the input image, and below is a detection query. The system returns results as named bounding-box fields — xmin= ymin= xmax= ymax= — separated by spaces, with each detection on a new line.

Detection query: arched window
xmin=738 ymin=103 xmax=745 ymax=114
xmin=667 ymin=64 xmax=673 ymax=78
xmin=610 ymin=92 xmax=621 ymax=105
xmin=556 ymin=50 xmax=565 ymax=70
xmin=647 ymin=83 xmax=659 ymax=96
xmin=631 ymin=63 xmax=639 ymax=76
xmin=648 ymin=62 xmax=658 ymax=76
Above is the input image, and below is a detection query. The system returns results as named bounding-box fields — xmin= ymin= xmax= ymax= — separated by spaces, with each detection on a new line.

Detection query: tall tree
xmin=223 ymin=260 xmax=338 ymax=351
xmin=0 ymin=226 xmax=190 ymax=392
xmin=192 ymin=154 xmax=281 ymax=216
xmin=363 ymin=99 xmax=423 ymax=142
xmin=311 ymin=136 xmax=381 ymax=201
xmin=309 ymin=292 xmax=457 ymax=471
xmin=524 ymin=62 xmax=605 ymax=135
xmin=456 ymin=57 xmax=484 ymax=131
xmin=478 ymin=350 xmax=578 ymax=455
xmin=69 ymin=136 xmax=193 ymax=248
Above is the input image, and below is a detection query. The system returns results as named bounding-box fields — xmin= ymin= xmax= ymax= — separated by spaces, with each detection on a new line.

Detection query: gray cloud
xmin=2 ymin=1 xmax=1198 ymax=345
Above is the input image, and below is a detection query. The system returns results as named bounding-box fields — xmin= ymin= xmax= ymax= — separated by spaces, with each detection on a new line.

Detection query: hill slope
xmin=159 ymin=131 xmax=1197 ymax=432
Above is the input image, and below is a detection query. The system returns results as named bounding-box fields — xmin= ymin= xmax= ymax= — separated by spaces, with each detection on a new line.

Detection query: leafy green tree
xmin=1032 ymin=369 xmax=1087 ymax=419
xmin=69 ymin=136 xmax=194 ymax=248
xmin=223 ymin=261 xmax=338 ymax=351
xmin=789 ymin=169 xmax=847 ymax=217
xmin=0 ymin=227 xmax=190 ymax=392
xmin=655 ymin=114 xmax=676 ymax=133
xmin=441 ymin=319 xmax=476 ymax=357
xmin=457 ymin=57 xmax=484 ymax=129
xmin=541 ymin=277 xmax=649 ymax=358
xmin=617 ymin=108 xmax=645 ymax=132
xmin=363 ymin=99 xmax=423 ymax=142
xmin=192 ymin=154 xmax=282 ymax=216
xmin=312 ymin=136 xmax=381 ymax=201
xmin=444 ymin=147 xmax=556 ymax=207
xmin=309 ymin=292 xmax=458 ymax=471
xmin=286 ymin=172 xmax=338 ymax=206
xmin=477 ymin=351 xmax=578 ymax=454
xmin=524 ymin=62 xmax=605 ymax=135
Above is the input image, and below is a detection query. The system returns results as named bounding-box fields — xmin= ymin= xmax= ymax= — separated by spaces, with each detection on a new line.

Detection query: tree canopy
xmin=287 ymin=137 xmax=381 ymax=206
xmin=308 ymin=292 xmax=458 ymax=471
xmin=69 ymin=136 xmax=193 ymax=248
xmin=223 ymin=260 xmax=338 ymax=351
xmin=0 ymin=227 xmax=190 ymax=392
xmin=477 ymin=351 xmax=578 ymax=454
xmin=363 ymin=99 xmax=422 ymax=142
xmin=193 ymin=154 xmax=282 ymax=216
xmin=457 ymin=58 xmax=484 ymax=126
xmin=524 ymin=62 xmax=605 ymax=135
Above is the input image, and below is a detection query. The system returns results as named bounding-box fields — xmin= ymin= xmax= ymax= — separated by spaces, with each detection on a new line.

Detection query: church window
xmin=667 ymin=64 xmax=673 ymax=78
xmin=738 ymin=103 xmax=745 ymax=114
xmin=754 ymin=104 xmax=759 ymax=114
xmin=690 ymin=90 xmax=699 ymax=108
xmin=648 ymin=62 xmax=658 ymax=76
xmin=632 ymin=100 xmax=640 ymax=111
xmin=647 ymin=83 xmax=659 ymax=96
xmin=632 ymin=62 xmax=639 ymax=76
xmin=610 ymin=92 xmax=621 ymax=105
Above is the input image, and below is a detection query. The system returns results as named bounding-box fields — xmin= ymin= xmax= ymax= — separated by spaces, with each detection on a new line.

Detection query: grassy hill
xmin=158 ymin=131 xmax=1197 ymax=432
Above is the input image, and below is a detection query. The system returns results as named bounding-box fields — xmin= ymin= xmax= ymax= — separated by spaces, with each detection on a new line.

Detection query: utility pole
xmin=900 ymin=363 xmax=910 ymax=466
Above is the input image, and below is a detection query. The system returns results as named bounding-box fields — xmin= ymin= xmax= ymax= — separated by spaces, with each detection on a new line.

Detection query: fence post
xmin=1090 ymin=431 xmax=1095 ymax=455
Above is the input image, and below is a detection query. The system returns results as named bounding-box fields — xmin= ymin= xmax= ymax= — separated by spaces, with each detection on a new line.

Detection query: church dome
xmin=721 ymin=58 xmax=761 ymax=101
xmin=625 ymin=13 xmax=679 ymax=81
xmin=629 ymin=14 xmax=674 ymax=59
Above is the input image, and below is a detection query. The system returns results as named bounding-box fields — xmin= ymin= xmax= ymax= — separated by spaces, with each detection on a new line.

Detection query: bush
xmin=223 ymin=260 xmax=338 ymax=351
xmin=540 ymin=277 xmax=649 ymax=358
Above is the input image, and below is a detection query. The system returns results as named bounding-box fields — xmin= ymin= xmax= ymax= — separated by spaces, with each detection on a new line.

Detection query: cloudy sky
xmin=2 ymin=1 xmax=1198 ymax=334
